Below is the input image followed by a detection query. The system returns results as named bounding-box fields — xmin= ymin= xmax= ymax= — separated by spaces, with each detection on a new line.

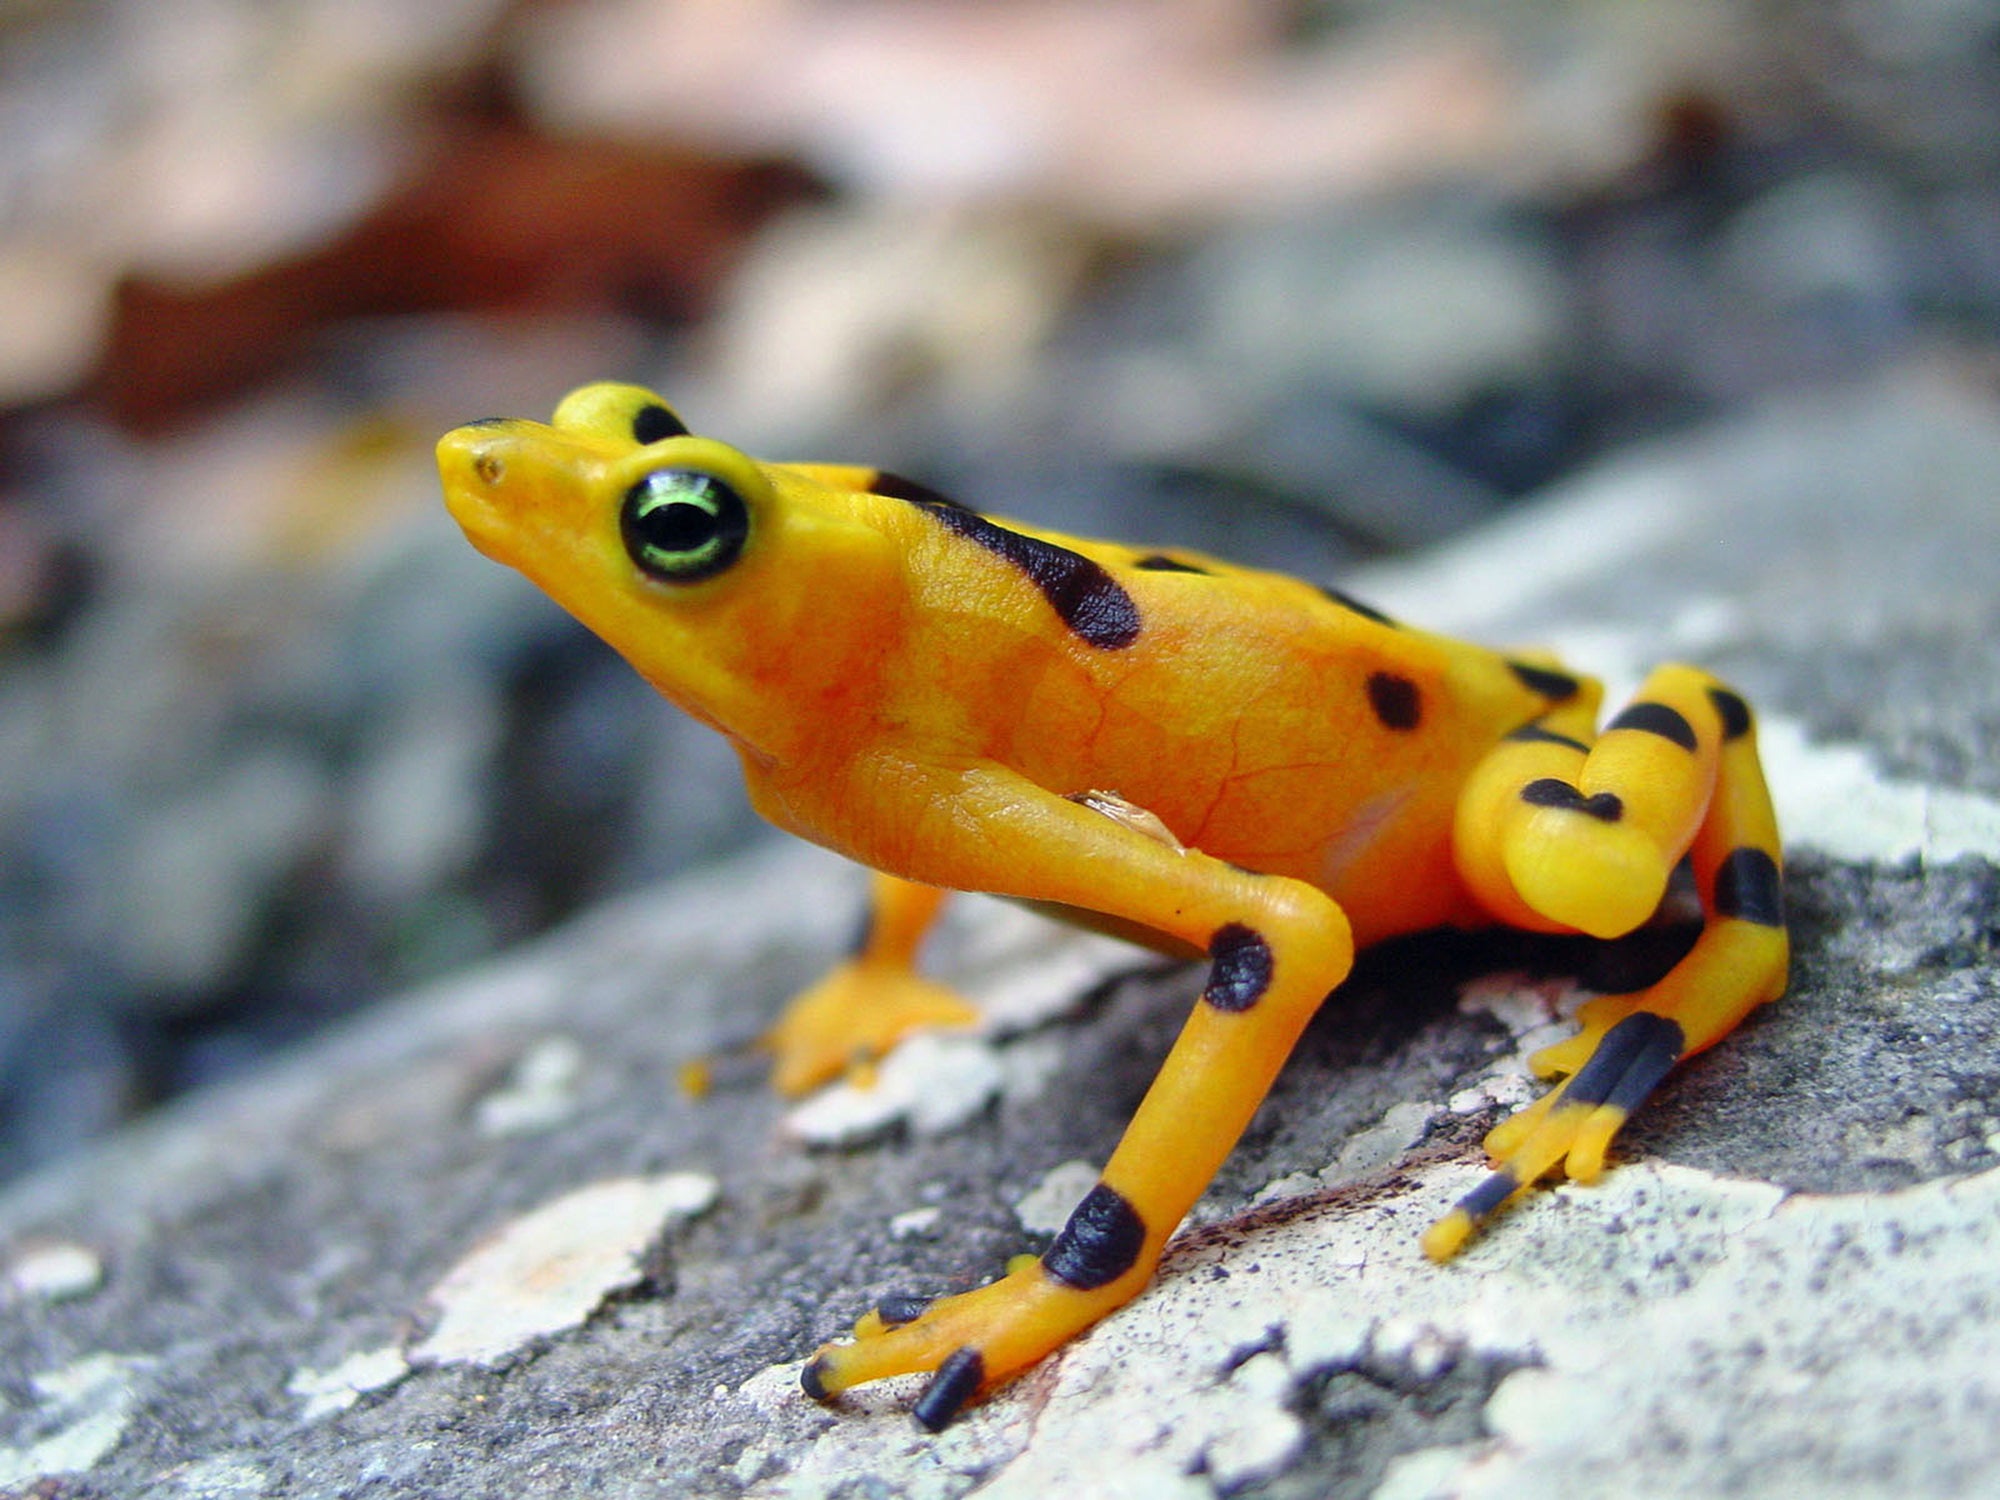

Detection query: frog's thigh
xmin=803 ymin=767 xmax=1356 ymax=1426
xmin=1432 ymin=669 xmax=1788 ymax=1258
xmin=762 ymin=871 xmax=974 ymax=1096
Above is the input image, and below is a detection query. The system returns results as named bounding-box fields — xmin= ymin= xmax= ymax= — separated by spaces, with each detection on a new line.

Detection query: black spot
xmin=1044 ymin=1183 xmax=1148 ymax=1291
xmin=631 ymin=403 xmax=687 ymax=444
xmin=1559 ymin=1012 xmax=1685 ymax=1112
xmin=1454 ymin=1169 xmax=1520 ymax=1221
xmin=914 ymin=1348 xmax=985 ymax=1432
xmin=1607 ymin=702 xmax=1698 ymax=750
xmin=1708 ymin=686 xmax=1752 ymax=740
xmin=1713 ymin=847 xmax=1785 ymax=927
xmin=875 ymin=1294 xmax=933 ymax=1327
xmin=1366 ymin=672 xmax=1423 ymax=731
xmin=800 ymin=1357 xmax=832 ymax=1401
xmin=1508 ymin=661 xmax=1582 ymax=702
xmin=1322 ymin=587 xmax=1395 ymax=626
xmin=1133 ymin=553 xmax=1210 ymax=574
xmin=1520 ymin=778 xmax=1624 ymax=822
xmin=900 ymin=493 xmax=1142 ymax=649
xmin=1204 ymin=923 xmax=1274 ymax=1012
xmin=1506 ymin=722 xmax=1590 ymax=752
xmin=460 ymin=416 xmax=512 ymax=429
xmin=871 ymin=470 xmax=977 ymax=512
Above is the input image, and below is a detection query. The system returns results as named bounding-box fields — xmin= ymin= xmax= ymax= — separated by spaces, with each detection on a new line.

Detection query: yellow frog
xmin=437 ymin=384 xmax=1788 ymax=1430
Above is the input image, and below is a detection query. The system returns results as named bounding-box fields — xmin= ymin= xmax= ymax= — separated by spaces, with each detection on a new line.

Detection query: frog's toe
xmin=1423 ymin=1011 xmax=1684 ymax=1261
xmin=801 ymin=1257 xmax=1123 ymax=1429
xmin=763 ymin=960 xmax=980 ymax=1096
xmin=803 ymin=1340 xmax=986 ymax=1432
xmin=1521 ymin=994 xmax=1641 ymax=1082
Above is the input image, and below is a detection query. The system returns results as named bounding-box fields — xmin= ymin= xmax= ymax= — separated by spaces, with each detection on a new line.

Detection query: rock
xmin=1 ymin=367 xmax=1997 ymax=1495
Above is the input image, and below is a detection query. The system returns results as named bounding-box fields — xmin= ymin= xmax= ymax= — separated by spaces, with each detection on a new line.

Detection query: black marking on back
xmin=913 ymin=1348 xmax=985 ymax=1432
xmin=1133 ymin=553 xmax=1211 ymax=574
xmin=1044 ymin=1183 xmax=1148 ymax=1291
xmin=1521 ymin=778 xmax=1624 ymax=822
xmin=1322 ymin=587 xmax=1396 ymax=626
xmin=1366 ymin=671 xmax=1423 ymax=731
xmin=1607 ymin=701 xmax=1699 ymax=750
xmin=896 ymin=490 xmax=1142 ymax=650
xmin=1507 ymin=722 xmax=1591 ymax=752
xmin=1713 ymin=847 xmax=1785 ymax=927
xmin=631 ymin=403 xmax=688 ymax=444
xmin=1204 ymin=923 xmax=1274 ymax=1012
xmin=1560 ymin=1012 xmax=1685 ymax=1112
xmin=1508 ymin=660 xmax=1583 ymax=702
xmin=1708 ymin=686 xmax=1752 ymax=740
xmin=871 ymin=470 xmax=978 ymax=512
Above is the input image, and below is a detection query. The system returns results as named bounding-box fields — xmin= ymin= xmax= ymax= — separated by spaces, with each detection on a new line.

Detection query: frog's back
xmin=855 ymin=491 xmax=1592 ymax=940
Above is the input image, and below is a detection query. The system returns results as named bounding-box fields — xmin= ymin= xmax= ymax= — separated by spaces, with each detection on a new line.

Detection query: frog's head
xmin=438 ymin=383 xmax=903 ymax=762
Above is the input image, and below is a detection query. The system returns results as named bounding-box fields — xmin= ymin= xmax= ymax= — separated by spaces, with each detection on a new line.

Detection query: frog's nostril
xmin=474 ymin=452 xmax=504 ymax=486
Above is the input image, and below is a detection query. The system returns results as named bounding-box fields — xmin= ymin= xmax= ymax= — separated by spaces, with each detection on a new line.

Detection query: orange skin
xmin=439 ymin=383 xmax=1788 ymax=1430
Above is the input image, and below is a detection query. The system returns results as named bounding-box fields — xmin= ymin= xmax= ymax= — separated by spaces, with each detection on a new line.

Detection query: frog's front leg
xmin=762 ymin=871 xmax=978 ymax=1095
xmin=800 ymin=765 xmax=1354 ymax=1428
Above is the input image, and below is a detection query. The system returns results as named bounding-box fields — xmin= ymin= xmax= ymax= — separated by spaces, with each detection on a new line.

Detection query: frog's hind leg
xmin=761 ymin=871 xmax=979 ymax=1095
xmin=1430 ymin=666 xmax=1788 ymax=1259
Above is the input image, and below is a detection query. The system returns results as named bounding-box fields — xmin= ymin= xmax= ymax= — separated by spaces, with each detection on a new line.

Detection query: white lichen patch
xmin=1324 ymin=1100 xmax=1438 ymax=1185
xmin=752 ymin=1158 xmax=2000 ymax=1498
xmin=0 ymin=1352 xmax=149 ymax=1489
xmin=1445 ymin=972 xmax=1593 ymax=1120
xmin=1456 ymin=973 xmax=1590 ymax=1043
xmin=410 ymin=1172 xmax=718 ymax=1367
xmin=1201 ymin=1351 xmax=1306 ymax=1490
xmin=1253 ymin=1099 xmax=1439 ymax=1207
xmin=4 ymin=1240 xmax=104 ymax=1303
xmin=286 ymin=1345 xmax=411 ymax=1420
xmin=945 ymin=898 xmax=1146 ymax=1036
xmin=888 ymin=1206 xmax=943 ymax=1240
xmin=162 ymin=1452 xmax=274 ymax=1497
xmin=473 ymin=1033 xmax=586 ymax=1138
xmin=783 ymin=1033 xmax=1005 ymax=1146
xmin=1758 ymin=713 xmax=2000 ymax=865
xmin=1013 ymin=1160 xmax=1103 ymax=1235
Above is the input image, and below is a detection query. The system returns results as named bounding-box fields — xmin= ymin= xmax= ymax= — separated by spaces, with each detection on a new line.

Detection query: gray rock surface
xmin=3 ymin=369 xmax=1998 ymax=1497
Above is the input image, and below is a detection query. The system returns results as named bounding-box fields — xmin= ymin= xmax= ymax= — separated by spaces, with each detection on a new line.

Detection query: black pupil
xmin=640 ymin=497 xmax=718 ymax=552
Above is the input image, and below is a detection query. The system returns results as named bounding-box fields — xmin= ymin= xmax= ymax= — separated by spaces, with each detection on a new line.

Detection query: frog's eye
xmin=620 ymin=468 xmax=749 ymax=582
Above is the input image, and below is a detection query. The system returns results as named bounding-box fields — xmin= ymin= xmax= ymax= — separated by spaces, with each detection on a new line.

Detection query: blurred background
xmin=1 ymin=0 xmax=1996 ymax=1183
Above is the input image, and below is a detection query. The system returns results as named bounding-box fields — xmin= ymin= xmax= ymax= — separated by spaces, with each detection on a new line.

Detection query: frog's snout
xmin=436 ymin=422 xmax=526 ymax=544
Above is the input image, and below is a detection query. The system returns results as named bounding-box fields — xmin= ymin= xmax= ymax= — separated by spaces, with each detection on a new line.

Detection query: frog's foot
xmin=761 ymin=959 xmax=980 ymax=1096
xmin=802 ymin=1255 xmax=1131 ymax=1430
xmin=1421 ymin=1007 xmax=1682 ymax=1260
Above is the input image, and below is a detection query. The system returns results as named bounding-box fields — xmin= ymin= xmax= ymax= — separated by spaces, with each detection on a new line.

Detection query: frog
xmin=437 ymin=383 xmax=1789 ymax=1431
